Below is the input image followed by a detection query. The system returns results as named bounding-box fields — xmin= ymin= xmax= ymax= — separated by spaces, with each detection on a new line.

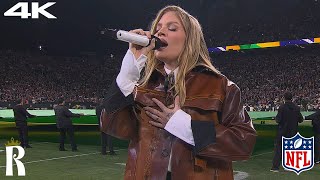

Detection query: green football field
xmin=0 ymin=117 xmax=319 ymax=179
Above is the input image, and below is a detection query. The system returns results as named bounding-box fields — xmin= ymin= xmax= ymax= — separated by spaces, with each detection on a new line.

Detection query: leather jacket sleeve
xmin=196 ymin=81 xmax=257 ymax=162
xmin=100 ymin=80 xmax=138 ymax=140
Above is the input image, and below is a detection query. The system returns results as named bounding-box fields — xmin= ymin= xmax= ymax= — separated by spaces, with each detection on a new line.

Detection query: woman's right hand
xmin=129 ymin=29 xmax=155 ymax=60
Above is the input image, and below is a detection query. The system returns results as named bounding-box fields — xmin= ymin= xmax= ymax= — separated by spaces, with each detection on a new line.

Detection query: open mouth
xmin=160 ymin=39 xmax=168 ymax=48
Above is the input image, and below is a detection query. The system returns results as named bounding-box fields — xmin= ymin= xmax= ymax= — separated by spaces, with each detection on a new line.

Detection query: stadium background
xmin=1 ymin=0 xmax=320 ymax=179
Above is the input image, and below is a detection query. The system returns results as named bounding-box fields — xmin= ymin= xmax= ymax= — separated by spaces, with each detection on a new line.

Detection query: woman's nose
xmin=156 ymin=28 xmax=165 ymax=37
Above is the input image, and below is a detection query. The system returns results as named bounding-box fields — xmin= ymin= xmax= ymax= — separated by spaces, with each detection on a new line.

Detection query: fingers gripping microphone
xmin=101 ymin=29 xmax=167 ymax=50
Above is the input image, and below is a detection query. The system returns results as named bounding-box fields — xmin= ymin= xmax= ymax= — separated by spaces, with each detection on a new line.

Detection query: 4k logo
xmin=4 ymin=2 xmax=56 ymax=19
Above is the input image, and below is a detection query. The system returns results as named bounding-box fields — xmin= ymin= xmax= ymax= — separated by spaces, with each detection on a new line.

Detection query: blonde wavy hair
xmin=140 ymin=5 xmax=220 ymax=105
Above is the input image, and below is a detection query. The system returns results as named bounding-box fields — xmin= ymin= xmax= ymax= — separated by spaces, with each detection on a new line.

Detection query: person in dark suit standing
xmin=54 ymin=98 xmax=83 ymax=151
xmin=271 ymin=92 xmax=304 ymax=172
xmin=305 ymin=106 xmax=320 ymax=164
xmin=13 ymin=98 xmax=36 ymax=148
xmin=96 ymin=102 xmax=116 ymax=155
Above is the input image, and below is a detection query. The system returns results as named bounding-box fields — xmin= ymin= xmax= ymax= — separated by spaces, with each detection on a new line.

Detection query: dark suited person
xmin=96 ymin=103 xmax=116 ymax=155
xmin=13 ymin=98 xmax=36 ymax=148
xmin=54 ymin=98 xmax=83 ymax=151
xmin=305 ymin=106 xmax=320 ymax=164
xmin=271 ymin=92 xmax=303 ymax=172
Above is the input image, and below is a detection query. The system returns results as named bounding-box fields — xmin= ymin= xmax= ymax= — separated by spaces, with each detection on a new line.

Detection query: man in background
xmin=305 ymin=105 xmax=320 ymax=164
xmin=54 ymin=98 xmax=83 ymax=152
xmin=271 ymin=92 xmax=304 ymax=172
xmin=13 ymin=98 xmax=36 ymax=148
xmin=96 ymin=102 xmax=116 ymax=155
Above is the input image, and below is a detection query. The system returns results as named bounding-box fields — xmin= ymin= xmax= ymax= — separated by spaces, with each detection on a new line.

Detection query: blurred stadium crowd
xmin=0 ymin=45 xmax=319 ymax=111
xmin=0 ymin=51 xmax=120 ymax=109
xmin=213 ymin=46 xmax=320 ymax=111
xmin=0 ymin=0 xmax=319 ymax=111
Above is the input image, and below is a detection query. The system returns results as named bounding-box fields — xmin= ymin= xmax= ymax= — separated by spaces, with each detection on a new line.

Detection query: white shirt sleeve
xmin=116 ymin=49 xmax=147 ymax=96
xmin=164 ymin=109 xmax=195 ymax=146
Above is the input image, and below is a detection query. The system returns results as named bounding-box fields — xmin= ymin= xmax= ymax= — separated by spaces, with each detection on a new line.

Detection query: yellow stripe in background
xmin=257 ymin=41 xmax=280 ymax=48
xmin=226 ymin=45 xmax=240 ymax=51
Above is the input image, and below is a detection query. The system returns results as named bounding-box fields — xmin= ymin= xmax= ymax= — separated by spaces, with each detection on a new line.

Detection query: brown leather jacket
xmin=100 ymin=66 xmax=257 ymax=180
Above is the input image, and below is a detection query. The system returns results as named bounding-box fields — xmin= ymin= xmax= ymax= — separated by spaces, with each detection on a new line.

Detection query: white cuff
xmin=164 ymin=109 xmax=195 ymax=146
xmin=116 ymin=49 xmax=147 ymax=96
xmin=132 ymin=52 xmax=147 ymax=73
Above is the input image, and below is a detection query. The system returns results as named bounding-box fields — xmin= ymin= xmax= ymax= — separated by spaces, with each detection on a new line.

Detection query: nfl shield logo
xmin=282 ymin=132 xmax=314 ymax=175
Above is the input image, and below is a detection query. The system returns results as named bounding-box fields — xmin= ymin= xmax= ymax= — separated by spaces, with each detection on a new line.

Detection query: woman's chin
xmin=155 ymin=53 xmax=179 ymax=66
xmin=155 ymin=53 xmax=166 ymax=62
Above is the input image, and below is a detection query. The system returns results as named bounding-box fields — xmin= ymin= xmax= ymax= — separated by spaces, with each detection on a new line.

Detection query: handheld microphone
xmin=101 ymin=29 xmax=167 ymax=50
